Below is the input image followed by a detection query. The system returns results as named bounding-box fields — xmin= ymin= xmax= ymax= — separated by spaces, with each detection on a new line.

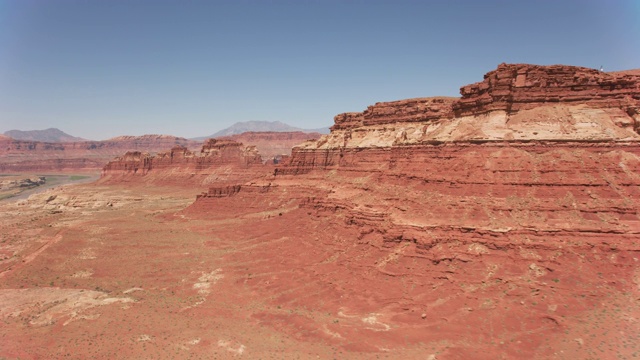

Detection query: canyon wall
xmin=267 ymin=63 xmax=640 ymax=236
xmin=454 ymin=63 xmax=640 ymax=117
xmin=320 ymin=64 xmax=639 ymax=151
xmin=100 ymin=139 xmax=270 ymax=186
xmin=1 ymin=131 xmax=320 ymax=174
xmin=0 ymin=135 xmax=202 ymax=173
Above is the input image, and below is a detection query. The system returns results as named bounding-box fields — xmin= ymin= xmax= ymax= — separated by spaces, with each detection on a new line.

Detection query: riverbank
xmin=0 ymin=173 xmax=100 ymax=203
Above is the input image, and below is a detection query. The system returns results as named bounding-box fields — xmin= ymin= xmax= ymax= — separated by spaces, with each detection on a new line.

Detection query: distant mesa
xmin=193 ymin=121 xmax=329 ymax=140
xmin=104 ymin=134 xmax=192 ymax=142
xmin=100 ymin=138 xmax=266 ymax=186
xmin=0 ymin=130 xmax=317 ymax=173
xmin=0 ymin=133 xmax=202 ymax=174
xmin=4 ymin=128 xmax=87 ymax=142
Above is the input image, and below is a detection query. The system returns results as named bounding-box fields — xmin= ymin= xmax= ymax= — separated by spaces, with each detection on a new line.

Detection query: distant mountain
xmin=4 ymin=128 xmax=87 ymax=142
xmin=193 ymin=121 xmax=329 ymax=140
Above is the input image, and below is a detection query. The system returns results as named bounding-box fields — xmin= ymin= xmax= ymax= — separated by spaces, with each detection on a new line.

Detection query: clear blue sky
xmin=1 ymin=0 xmax=638 ymax=140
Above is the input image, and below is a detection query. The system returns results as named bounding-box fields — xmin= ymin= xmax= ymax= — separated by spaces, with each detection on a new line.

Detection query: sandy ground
xmin=1 ymin=177 xmax=639 ymax=359
xmin=0 ymin=182 xmax=371 ymax=359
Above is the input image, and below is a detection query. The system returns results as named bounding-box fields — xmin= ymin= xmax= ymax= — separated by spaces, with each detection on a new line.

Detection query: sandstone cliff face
xmin=455 ymin=63 xmax=640 ymax=117
xmin=305 ymin=64 xmax=640 ymax=151
xmin=332 ymin=97 xmax=456 ymax=130
xmin=100 ymin=139 xmax=267 ymax=185
xmin=189 ymin=64 xmax=640 ymax=358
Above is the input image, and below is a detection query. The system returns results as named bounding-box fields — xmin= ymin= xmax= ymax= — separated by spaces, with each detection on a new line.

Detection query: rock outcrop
xmin=302 ymin=64 xmax=639 ymax=153
xmin=100 ymin=139 xmax=267 ymax=186
xmin=199 ymin=185 xmax=242 ymax=198
xmin=454 ymin=63 xmax=640 ymax=118
xmin=332 ymin=97 xmax=456 ymax=130
xmin=0 ymin=175 xmax=46 ymax=201
xmin=0 ymin=176 xmax=45 ymax=190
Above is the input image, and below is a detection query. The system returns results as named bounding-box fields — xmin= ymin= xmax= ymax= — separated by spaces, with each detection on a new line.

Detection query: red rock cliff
xmin=292 ymin=63 xmax=640 ymax=155
xmin=100 ymin=139 xmax=267 ymax=185
xmin=0 ymin=135 xmax=202 ymax=173
xmin=332 ymin=97 xmax=457 ymax=131
xmin=454 ymin=63 xmax=640 ymax=118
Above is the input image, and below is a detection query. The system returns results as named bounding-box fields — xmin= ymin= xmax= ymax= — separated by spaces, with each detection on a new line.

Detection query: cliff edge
xmin=300 ymin=63 xmax=639 ymax=151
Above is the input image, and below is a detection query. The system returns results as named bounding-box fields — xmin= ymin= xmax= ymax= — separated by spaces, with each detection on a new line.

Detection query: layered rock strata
xmin=455 ymin=63 xmax=640 ymax=117
xmin=189 ymin=64 xmax=640 ymax=357
xmin=317 ymin=64 xmax=639 ymax=151
xmin=0 ymin=135 xmax=201 ymax=173
xmin=101 ymin=139 xmax=267 ymax=186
